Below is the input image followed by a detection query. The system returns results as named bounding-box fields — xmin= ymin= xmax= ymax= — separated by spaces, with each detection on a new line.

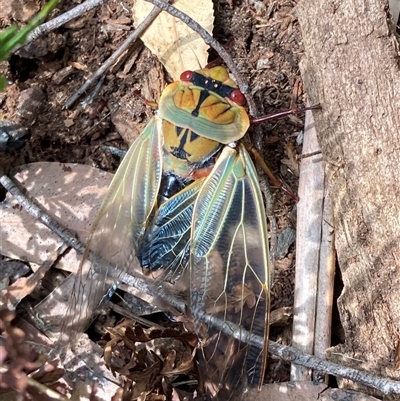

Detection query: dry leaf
xmin=281 ymin=141 xmax=300 ymax=176
xmin=229 ymin=284 xmax=256 ymax=312
xmin=102 ymin=321 xmax=196 ymax=400
xmin=0 ymin=162 xmax=112 ymax=272
xmin=132 ymin=0 xmax=214 ymax=80
xmin=61 ymin=335 xmax=122 ymax=400
xmin=0 ymin=248 xmax=63 ymax=309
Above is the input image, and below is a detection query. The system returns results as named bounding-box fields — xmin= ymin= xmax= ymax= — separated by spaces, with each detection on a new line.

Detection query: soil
xmin=0 ymin=0 xmax=317 ymax=398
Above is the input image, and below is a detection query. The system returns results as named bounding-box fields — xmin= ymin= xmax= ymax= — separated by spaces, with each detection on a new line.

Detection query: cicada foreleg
xmin=245 ymin=143 xmax=299 ymax=202
xmin=132 ymin=90 xmax=159 ymax=110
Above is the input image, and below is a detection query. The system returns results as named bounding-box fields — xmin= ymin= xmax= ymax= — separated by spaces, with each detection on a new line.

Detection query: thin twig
xmin=143 ymin=0 xmax=258 ymax=117
xmin=65 ymin=5 xmax=162 ymax=108
xmin=252 ymin=165 xmax=277 ymax=271
xmin=2 ymin=167 xmax=400 ymax=394
xmin=25 ymin=0 xmax=109 ymax=44
xmin=268 ymin=341 xmax=400 ymax=395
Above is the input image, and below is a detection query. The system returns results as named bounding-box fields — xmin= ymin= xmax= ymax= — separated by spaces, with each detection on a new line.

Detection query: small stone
xmin=0 ymin=120 xmax=30 ymax=152
xmin=256 ymin=58 xmax=272 ymax=70
xmin=276 ymin=227 xmax=296 ymax=259
xmin=17 ymin=87 xmax=46 ymax=124
xmin=64 ymin=119 xmax=75 ymax=128
xmin=0 ymin=260 xmax=31 ymax=283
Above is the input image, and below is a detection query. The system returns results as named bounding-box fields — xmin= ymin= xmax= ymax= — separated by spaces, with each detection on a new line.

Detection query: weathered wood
xmin=292 ymin=109 xmax=336 ymax=383
xmin=314 ymin=187 xmax=335 ymax=383
xmin=297 ymin=0 xmax=400 ymax=393
xmin=292 ymin=110 xmax=327 ymax=381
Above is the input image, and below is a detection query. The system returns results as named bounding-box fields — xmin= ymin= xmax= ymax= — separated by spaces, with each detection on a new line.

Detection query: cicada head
xmin=159 ymin=66 xmax=250 ymax=145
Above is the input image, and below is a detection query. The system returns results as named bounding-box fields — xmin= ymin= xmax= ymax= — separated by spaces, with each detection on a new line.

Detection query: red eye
xmin=180 ymin=70 xmax=194 ymax=82
xmin=230 ymin=89 xmax=246 ymax=106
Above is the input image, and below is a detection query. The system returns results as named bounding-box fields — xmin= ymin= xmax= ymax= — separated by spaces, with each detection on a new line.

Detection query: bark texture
xmin=296 ymin=0 xmax=400 ymax=395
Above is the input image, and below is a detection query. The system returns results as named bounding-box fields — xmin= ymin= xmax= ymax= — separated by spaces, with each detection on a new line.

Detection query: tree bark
xmin=296 ymin=0 xmax=400 ymax=395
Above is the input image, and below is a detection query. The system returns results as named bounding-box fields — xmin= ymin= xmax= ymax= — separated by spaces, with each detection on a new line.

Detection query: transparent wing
xmin=190 ymin=143 xmax=270 ymax=400
xmin=60 ymin=116 xmax=163 ymax=345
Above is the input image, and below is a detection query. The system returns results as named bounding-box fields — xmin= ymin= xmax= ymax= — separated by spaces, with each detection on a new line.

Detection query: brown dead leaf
xmin=61 ymin=335 xmax=121 ymax=399
xmin=0 ymin=310 xmax=68 ymax=399
xmin=270 ymin=306 xmax=292 ymax=327
xmin=229 ymin=284 xmax=257 ymax=312
xmin=102 ymin=320 xmax=196 ymax=400
xmin=29 ymin=359 xmax=65 ymax=387
xmin=0 ymin=162 xmax=112 ymax=272
xmin=0 ymin=246 xmax=65 ymax=309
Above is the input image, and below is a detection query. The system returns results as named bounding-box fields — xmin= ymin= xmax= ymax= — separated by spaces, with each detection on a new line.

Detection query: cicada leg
xmin=245 ymin=143 xmax=299 ymax=202
xmin=249 ymin=104 xmax=321 ymax=201
xmin=132 ymin=90 xmax=159 ymax=110
xmin=251 ymin=104 xmax=321 ymax=125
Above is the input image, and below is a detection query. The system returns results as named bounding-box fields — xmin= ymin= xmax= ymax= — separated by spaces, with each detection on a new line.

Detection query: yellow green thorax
xmin=159 ymin=66 xmax=250 ymax=145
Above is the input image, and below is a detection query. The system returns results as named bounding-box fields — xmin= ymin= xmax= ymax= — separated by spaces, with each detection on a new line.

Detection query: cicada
xmin=63 ymin=66 xmax=270 ymax=400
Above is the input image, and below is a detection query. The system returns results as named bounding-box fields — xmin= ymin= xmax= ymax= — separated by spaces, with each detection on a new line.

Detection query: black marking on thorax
xmin=170 ymin=126 xmax=199 ymax=160
xmin=190 ymin=72 xmax=235 ymax=117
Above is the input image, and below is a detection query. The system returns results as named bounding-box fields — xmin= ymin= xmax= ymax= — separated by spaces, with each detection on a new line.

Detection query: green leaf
xmin=0 ymin=0 xmax=60 ymax=91
xmin=0 ymin=75 xmax=8 ymax=91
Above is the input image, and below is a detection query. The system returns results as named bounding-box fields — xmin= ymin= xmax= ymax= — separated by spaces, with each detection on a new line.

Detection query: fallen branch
xmin=291 ymin=109 xmax=334 ymax=382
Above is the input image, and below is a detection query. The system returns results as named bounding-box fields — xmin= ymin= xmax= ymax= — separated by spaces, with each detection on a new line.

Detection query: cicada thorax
xmin=161 ymin=119 xmax=223 ymax=180
xmin=159 ymin=67 xmax=251 ymax=181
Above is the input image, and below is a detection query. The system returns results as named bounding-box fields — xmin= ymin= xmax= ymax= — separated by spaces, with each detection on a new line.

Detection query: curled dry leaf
xmin=0 ymin=247 xmax=65 ymax=310
xmin=102 ymin=320 xmax=197 ymax=400
xmin=132 ymin=0 xmax=214 ymax=80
